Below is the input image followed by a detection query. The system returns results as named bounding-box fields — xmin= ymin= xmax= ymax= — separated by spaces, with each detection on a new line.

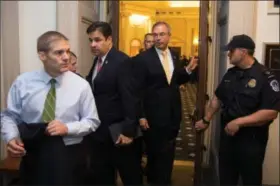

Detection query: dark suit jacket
xmin=132 ymin=47 xmax=191 ymax=141
xmin=86 ymin=47 xmax=137 ymax=142
xmin=18 ymin=123 xmax=47 ymax=152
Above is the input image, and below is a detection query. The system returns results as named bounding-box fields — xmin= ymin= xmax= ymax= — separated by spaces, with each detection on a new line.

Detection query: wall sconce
xmin=169 ymin=1 xmax=200 ymax=8
xmin=193 ymin=37 xmax=199 ymax=46
xmin=193 ymin=37 xmax=199 ymax=55
xmin=129 ymin=14 xmax=149 ymax=26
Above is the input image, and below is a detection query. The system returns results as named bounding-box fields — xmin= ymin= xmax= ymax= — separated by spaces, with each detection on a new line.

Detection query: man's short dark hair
xmin=86 ymin=21 xmax=112 ymax=39
xmin=37 ymin=31 xmax=68 ymax=52
xmin=144 ymin=33 xmax=154 ymax=40
xmin=70 ymin=51 xmax=77 ymax=58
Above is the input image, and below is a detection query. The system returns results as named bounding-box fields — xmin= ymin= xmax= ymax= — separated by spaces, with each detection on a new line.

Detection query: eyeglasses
xmin=153 ymin=32 xmax=169 ymax=38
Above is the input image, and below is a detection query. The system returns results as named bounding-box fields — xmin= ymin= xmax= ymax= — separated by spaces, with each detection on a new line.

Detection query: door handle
xmin=189 ymin=108 xmax=198 ymax=126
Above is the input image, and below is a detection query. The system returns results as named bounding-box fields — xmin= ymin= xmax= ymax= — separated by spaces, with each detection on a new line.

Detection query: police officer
xmin=195 ymin=34 xmax=280 ymax=186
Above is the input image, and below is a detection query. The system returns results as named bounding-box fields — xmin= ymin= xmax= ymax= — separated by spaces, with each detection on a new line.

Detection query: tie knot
xmin=98 ymin=57 xmax=102 ymax=64
xmin=161 ymin=50 xmax=167 ymax=56
xmin=50 ymin=79 xmax=56 ymax=85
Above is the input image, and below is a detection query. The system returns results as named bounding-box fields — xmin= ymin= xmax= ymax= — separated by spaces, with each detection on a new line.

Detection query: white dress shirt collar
xmin=155 ymin=46 xmax=170 ymax=56
xmin=40 ymin=69 xmax=65 ymax=85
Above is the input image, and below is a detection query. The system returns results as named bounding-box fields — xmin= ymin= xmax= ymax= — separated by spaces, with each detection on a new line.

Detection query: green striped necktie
xmin=41 ymin=78 xmax=56 ymax=122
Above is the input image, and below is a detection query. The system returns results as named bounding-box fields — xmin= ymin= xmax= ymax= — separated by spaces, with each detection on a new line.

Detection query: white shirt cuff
xmin=185 ymin=68 xmax=192 ymax=74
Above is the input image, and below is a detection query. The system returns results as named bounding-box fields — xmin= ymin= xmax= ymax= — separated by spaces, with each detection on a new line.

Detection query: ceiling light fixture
xmin=169 ymin=1 xmax=200 ymax=8
xmin=129 ymin=14 xmax=149 ymax=26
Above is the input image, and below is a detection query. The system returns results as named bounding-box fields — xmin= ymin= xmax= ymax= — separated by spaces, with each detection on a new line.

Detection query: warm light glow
xmin=193 ymin=37 xmax=199 ymax=45
xmin=129 ymin=14 xmax=149 ymax=26
xmin=169 ymin=1 xmax=200 ymax=8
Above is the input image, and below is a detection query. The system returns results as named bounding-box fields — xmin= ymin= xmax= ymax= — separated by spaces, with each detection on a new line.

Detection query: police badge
xmin=247 ymin=79 xmax=257 ymax=88
xmin=270 ymin=80 xmax=280 ymax=92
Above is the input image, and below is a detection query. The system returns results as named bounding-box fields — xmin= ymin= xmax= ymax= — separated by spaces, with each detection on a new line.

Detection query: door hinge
xmin=207 ymin=36 xmax=212 ymax=43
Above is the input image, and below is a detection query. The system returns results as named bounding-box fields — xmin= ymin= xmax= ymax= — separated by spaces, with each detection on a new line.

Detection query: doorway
xmin=169 ymin=47 xmax=181 ymax=58
xmin=106 ymin=0 xmax=214 ymax=185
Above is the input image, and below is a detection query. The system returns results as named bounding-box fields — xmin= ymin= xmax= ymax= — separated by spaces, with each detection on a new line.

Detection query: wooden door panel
xmin=193 ymin=1 xmax=209 ymax=185
xmin=106 ymin=0 xmax=119 ymax=48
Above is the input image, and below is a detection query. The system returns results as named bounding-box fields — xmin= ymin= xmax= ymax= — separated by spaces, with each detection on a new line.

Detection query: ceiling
xmin=121 ymin=1 xmax=200 ymax=8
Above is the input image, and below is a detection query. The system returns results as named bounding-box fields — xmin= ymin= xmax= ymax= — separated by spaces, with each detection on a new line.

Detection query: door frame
xmin=193 ymin=0 xmax=209 ymax=185
xmin=108 ymin=0 xmax=210 ymax=185
xmin=106 ymin=0 xmax=120 ymax=48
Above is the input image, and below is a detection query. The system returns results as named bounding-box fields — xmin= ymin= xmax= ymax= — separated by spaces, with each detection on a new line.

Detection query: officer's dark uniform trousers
xmin=219 ymin=119 xmax=268 ymax=185
xmin=215 ymin=60 xmax=280 ymax=186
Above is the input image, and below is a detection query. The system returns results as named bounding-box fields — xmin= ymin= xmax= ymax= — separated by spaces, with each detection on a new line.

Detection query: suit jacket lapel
xmin=169 ymin=48 xmax=178 ymax=69
xmin=169 ymin=48 xmax=180 ymax=85
xmin=86 ymin=57 xmax=97 ymax=83
xmin=151 ymin=47 xmax=167 ymax=77
xmin=151 ymin=47 xmax=178 ymax=85
xmin=94 ymin=47 xmax=115 ymax=81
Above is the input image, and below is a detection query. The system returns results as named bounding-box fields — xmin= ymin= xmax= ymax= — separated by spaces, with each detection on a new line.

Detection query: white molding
xmin=267 ymin=0 xmax=280 ymax=15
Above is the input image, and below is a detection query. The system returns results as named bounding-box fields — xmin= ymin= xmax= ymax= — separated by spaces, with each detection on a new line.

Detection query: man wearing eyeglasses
xmin=132 ymin=21 xmax=198 ymax=185
xmin=195 ymin=34 xmax=280 ymax=186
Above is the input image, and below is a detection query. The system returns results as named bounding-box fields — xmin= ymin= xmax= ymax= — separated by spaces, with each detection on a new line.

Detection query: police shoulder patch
xmin=263 ymin=70 xmax=271 ymax=75
xmin=262 ymin=68 xmax=276 ymax=80
xmin=270 ymin=79 xmax=280 ymax=92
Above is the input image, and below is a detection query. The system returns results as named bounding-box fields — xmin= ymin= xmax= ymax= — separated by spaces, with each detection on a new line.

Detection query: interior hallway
xmin=119 ymin=82 xmax=198 ymax=186
xmin=176 ymin=83 xmax=197 ymax=161
xmin=117 ymin=160 xmax=194 ymax=186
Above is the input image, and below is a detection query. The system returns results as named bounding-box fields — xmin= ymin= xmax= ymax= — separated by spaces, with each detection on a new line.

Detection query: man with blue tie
xmin=0 ymin=31 xmax=100 ymax=185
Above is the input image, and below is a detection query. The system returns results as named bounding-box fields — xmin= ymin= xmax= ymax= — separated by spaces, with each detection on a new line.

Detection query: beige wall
xmin=57 ymin=1 xmax=98 ymax=77
xmin=18 ymin=1 xmax=57 ymax=73
xmin=1 ymin=1 xmax=21 ymax=159
xmin=254 ymin=1 xmax=279 ymax=185
xmin=119 ymin=2 xmax=199 ymax=57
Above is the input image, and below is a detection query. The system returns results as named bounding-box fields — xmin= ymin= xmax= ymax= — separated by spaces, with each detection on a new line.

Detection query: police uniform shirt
xmin=215 ymin=59 xmax=280 ymax=121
